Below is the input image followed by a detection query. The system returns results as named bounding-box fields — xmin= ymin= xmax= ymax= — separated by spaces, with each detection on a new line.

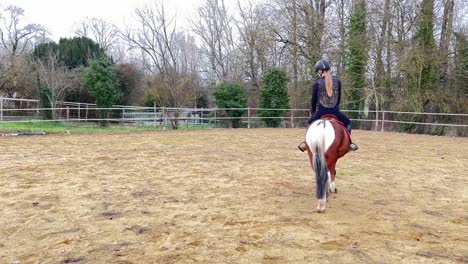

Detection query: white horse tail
xmin=306 ymin=120 xmax=329 ymax=201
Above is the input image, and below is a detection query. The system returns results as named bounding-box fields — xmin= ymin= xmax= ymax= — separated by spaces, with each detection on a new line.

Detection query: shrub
xmin=259 ymin=68 xmax=289 ymax=127
xmin=214 ymin=82 xmax=247 ymax=128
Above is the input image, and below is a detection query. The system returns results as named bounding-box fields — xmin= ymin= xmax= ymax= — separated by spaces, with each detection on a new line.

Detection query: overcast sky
xmin=1 ymin=0 xmax=233 ymax=41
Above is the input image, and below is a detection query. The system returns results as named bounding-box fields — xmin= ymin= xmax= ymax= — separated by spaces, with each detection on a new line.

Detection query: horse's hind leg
xmin=317 ymin=197 xmax=327 ymax=213
xmin=329 ymin=174 xmax=337 ymax=193
xmin=328 ymin=164 xmax=337 ymax=193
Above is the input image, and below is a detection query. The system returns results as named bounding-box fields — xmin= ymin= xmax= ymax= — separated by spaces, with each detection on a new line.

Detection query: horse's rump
xmin=308 ymin=115 xmax=350 ymax=159
xmin=306 ymin=119 xmax=334 ymax=200
xmin=304 ymin=116 xmax=351 ymax=212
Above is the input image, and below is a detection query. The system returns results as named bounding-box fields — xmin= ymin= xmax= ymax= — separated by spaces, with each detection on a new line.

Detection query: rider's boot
xmin=346 ymin=124 xmax=358 ymax=152
xmin=298 ymin=141 xmax=307 ymax=152
xmin=349 ymin=142 xmax=359 ymax=152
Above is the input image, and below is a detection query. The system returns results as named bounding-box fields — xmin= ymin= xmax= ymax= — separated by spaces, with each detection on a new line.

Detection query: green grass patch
xmin=0 ymin=121 xmax=217 ymax=134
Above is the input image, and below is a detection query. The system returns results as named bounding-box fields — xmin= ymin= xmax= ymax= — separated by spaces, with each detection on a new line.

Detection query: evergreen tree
xmin=33 ymin=37 xmax=106 ymax=69
xmin=38 ymin=84 xmax=53 ymax=120
xmin=59 ymin=37 xmax=107 ymax=68
xmin=259 ymin=68 xmax=290 ymax=127
xmin=346 ymin=0 xmax=367 ymax=120
xmin=32 ymin=42 xmax=59 ymax=61
xmin=214 ymin=83 xmax=248 ymax=128
xmin=84 ymin=58 xmax=120 ymax=126
xmin=33 ymin=37 xmax=108 ymax=106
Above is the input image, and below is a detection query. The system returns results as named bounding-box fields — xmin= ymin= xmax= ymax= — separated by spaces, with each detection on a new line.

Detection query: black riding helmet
xmin=315 ymin=59 xmax=330 ymax=72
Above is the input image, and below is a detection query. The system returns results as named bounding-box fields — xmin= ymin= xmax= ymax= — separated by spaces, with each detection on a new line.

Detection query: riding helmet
xmin=314 ymin=59 xmax=330 ymax=72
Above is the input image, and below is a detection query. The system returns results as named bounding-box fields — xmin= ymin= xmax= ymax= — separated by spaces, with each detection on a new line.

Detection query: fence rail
xmin=0 ymin=97 xmax=467 ymax=135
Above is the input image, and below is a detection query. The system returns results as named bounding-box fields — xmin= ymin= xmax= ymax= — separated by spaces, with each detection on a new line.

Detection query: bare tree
xmin=438 ymin=0 xmax=454 ymax=80
xmin=236 ymin=0 xmax=275 ymax=106
xmin=74 ymin=17 xmax=127 ymax=63
xmin=192 ymin=0 xmax=236 ymax=83
xmin=0 ymin=54 xmax=36 ymax=98
xmin=35 ymin=51 xmax=77 ymax=118
xmin=395 ymin=0 xmax=418 ymax=71
xmin=121 ymin=2 xmax=202 ymax=113
xmin=362 ymin=0 xmax=392 ymax=124
xmin=0 ymin=6 xmax=46 ymax=57
xmin=373 ymin=0 xmax=391 ymax=88
xmin=75 ymin=17 xmax=118 ymax=50
xmin=264 ymin=0 xmax=331 ymax=110
xmin=336 ymin=0 xmax=351 ymax=77
xmin=0 ymin=49 xmax=10 ymax=92
xmin=453 ymin=0 xmax=468 ymax=33
xmin=122 ymin=2 xmax=179 ymax=75
xmin=274 ymin=0 xmax=328 ymax=62
xmin=0 ymin=5 xmax=46 ymax=96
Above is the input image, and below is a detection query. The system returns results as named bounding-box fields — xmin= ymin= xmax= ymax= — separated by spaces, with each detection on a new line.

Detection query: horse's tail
xmin=308 ymin=122 xmax=329 ymax=200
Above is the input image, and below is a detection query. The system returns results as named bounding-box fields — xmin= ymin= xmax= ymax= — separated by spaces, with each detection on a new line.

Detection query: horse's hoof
xmin=316 ymin=204 xmax=326 ymax=213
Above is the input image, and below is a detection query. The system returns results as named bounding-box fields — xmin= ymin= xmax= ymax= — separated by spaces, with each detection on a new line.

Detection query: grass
xmin=0 ymin=121 xmax=216 ymax=134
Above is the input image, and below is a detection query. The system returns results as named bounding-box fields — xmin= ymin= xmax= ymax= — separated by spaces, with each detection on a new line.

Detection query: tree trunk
xmin=337 ymin=0 xmax=346 ymax=77
xmin=438 ymin=0 xmax=454 ymax=82
xmin=374 ymin=0 xmax=391 ymax=90
xmin=291 ymin=0 xmax=299 ymax=108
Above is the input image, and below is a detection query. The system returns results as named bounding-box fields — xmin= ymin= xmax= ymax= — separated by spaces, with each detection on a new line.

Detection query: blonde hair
xmin=323 ymin=70 xmax=333 ymax=97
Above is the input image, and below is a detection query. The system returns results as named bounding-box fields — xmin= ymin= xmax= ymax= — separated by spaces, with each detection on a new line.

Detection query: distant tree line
xmin=0 ymin=0 xmax=466 ymax=132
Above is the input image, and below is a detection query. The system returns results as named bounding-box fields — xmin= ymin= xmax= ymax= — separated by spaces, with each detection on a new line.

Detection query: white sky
xmin=1 ymin=0 xmax=228 ymax=41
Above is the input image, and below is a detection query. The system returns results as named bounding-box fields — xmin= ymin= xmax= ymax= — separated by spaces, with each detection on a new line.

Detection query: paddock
xmin=0 ymin=129 xmax=467 ymax=263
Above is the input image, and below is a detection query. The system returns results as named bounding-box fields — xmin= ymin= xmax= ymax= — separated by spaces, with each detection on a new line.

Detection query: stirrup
xmin=298 ymin=142 xmax=307 ymax=152
xmin=349 ymin=142 xmax=359 ymax=152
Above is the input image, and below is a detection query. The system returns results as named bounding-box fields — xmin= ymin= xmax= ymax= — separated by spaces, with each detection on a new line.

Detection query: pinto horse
xmin=304 ymin=114 xmax=351 ymax=213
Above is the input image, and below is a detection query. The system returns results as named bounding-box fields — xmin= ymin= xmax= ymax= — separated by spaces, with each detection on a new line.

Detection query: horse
xmin=304 ymin=114 xmax=351 ymax=213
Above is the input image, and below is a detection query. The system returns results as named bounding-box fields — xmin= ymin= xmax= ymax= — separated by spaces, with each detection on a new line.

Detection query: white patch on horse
xmin=305 ymin=120 xmax=335 ymax=152
xmin=329 ymin=181 xmax=336 ymax=193
xmin=317 ymin=198 xmax=327 ymax=213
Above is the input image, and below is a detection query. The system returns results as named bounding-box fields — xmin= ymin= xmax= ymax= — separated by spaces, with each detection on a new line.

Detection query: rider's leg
xmin=346 ymin=124 xmax=352 ymax=134
xmin=337 ymin=111 xmax=358 ymax=152
xmin=298 ymin=112 xmax=321 ymax=152
xmin=307 ymin=114 xmax=318 ymax=125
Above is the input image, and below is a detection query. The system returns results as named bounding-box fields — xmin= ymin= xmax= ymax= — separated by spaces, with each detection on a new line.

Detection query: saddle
xmin=319 ymin=114 xmax=351 ymax=141
xmin=320 ymin=114 xmax=343 ymax=125
xmin=299 ymin=114 xmax=356 ymax=152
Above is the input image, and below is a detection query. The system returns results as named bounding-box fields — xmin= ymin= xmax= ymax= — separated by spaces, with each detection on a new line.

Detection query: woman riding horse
xmin=298 ymin=59 xmax=358 ymax=152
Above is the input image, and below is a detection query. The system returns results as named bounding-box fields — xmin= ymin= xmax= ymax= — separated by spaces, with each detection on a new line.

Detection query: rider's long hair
xmin=323 ymin=70 xmax=333 ymax=97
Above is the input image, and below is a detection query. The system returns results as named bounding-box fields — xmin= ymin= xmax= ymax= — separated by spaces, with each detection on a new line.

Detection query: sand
xmin=0 ymin=129 xmax=467 ymax=263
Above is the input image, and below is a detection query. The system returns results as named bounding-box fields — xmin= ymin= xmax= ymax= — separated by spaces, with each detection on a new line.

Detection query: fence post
xmin=200 ymin=108 xmax=204 ymax=126
xmin=122 ymin=108 xmax=125 ymax=124
xmin=154 ymin=102 xmax=157 ymax=127
xmin=162 ymin=106 xmax=166 ymax=130
xmin=78 ymin=103 xmax=81 ymax=121
xmin=0 ymin=96 xmax=3 ymax=121
xmin=290 ymin=109 xmax=294 ymax=128
xmin=381 ymin=111 xmax=385 ymax=132
xmin=85 ymin=104 xmax=89 ymax=123
xmin=247 ymin=107 xmax=251 ymax=129
xmin=66 ymin=106 xmax=70 ymax=133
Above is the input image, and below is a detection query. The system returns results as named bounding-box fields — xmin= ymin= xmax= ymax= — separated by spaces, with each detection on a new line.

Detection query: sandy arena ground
xmin=0 ymin=129 xmax=467 ymax=264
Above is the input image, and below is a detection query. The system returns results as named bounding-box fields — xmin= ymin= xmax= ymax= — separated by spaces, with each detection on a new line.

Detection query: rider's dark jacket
xmin=307 ymin=75 xmax=351 ymax=132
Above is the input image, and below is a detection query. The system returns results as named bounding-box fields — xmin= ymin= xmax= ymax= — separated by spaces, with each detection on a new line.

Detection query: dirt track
xmin=0 ymin=129 xmax=467 ymax=263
